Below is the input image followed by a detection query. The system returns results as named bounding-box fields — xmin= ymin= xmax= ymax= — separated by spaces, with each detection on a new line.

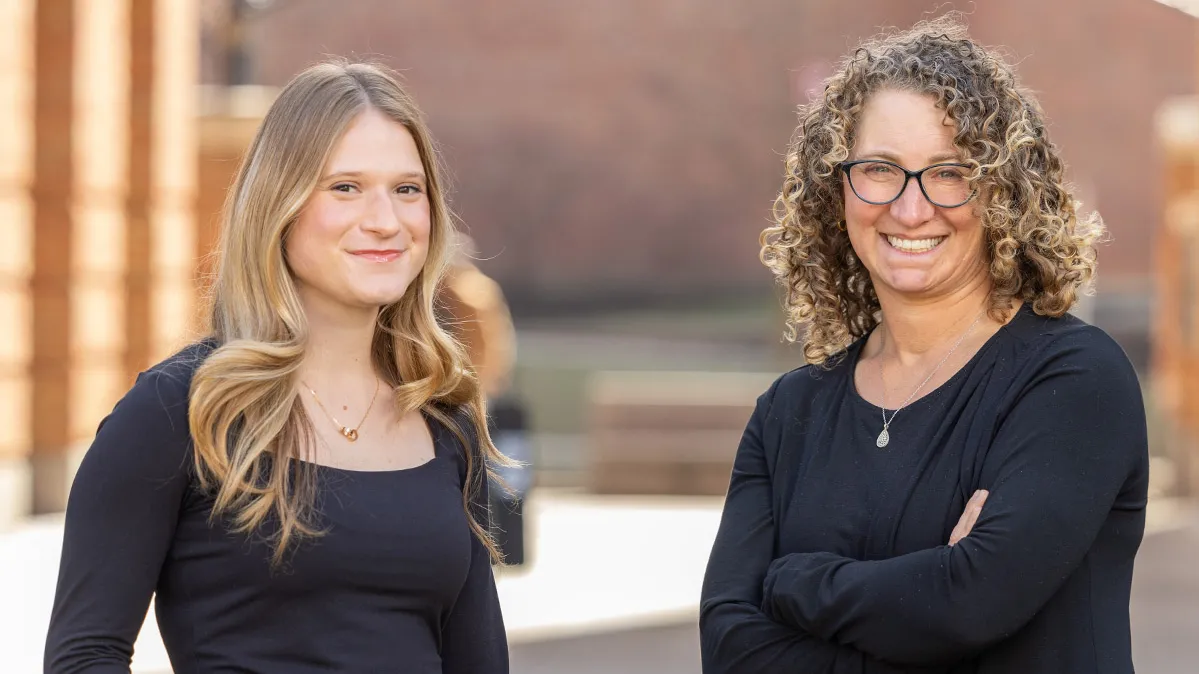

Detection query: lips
xmin=350 ymin=249 xmax=403 ymax=263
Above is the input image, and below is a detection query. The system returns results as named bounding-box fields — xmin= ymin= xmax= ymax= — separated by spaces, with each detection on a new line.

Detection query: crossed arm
xmin=757 ymin=347 xmax=1146 ymax=666
xmin=702 ymin=339 xmax=1145 ymax=671
xmin=699 ymin=380 xmax=925 ymax=674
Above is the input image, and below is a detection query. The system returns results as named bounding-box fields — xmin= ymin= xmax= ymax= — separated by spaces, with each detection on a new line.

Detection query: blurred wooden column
xmin=150 ymin=0 xmax=200 ymax=362
xmin=26 ymin=0 xmax=199 ymax=516
xmin=1154 ymin=96 xmax=1199 ymax=498
xmin=30 ymin=0 xmax=88 ymax=515
xmin=0 ymin=0 xmax=36 ymax=526
xmin=30 ymin=0 xmax=132 ymax=514
xmin=125 ymin=0 xmax=199 ymax=382
xmin=125 ymin=0 xmax=154 ymax=381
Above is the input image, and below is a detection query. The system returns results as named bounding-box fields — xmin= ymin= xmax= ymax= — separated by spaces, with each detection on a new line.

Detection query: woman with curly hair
xmin=700 ymin=16 xmax=1147 ymax=674
xmin=45 ymin=60 xmax=509 ymax=673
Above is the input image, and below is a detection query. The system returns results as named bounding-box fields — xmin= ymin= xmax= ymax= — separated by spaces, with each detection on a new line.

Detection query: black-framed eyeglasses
xmin=841 ymin=159 xmax=977 ymax=209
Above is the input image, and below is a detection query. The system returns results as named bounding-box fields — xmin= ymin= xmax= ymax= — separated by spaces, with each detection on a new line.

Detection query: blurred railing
xmin=585 ymin=370 xmax=776 ymax=495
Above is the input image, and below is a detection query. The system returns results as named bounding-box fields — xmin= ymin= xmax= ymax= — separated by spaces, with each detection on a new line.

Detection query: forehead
xmin=852 ymin=89 xmax=959 ymax=162
xmin=324 ymin=108 xmax=424 ymax=174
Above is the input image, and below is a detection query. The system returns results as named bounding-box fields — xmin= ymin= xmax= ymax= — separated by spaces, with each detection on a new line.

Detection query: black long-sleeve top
xmin=700 ymin=304 xmax=1149 ymax=673
xmin=44 ymin=342 xmax=509 ymax=673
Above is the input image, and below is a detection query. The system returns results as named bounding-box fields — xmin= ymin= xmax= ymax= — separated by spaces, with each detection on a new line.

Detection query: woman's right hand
xmin=948 ymin=489 xmax=989 ymax=546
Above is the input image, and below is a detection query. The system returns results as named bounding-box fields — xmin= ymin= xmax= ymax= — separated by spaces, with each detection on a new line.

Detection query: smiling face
xmin=843 ymin=88 xmax=989 ymax=302
xmin=285 ymin=107 xmax=432 ymax=318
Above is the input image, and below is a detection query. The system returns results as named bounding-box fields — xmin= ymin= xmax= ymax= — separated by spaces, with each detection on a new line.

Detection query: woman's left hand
xmin=948 ymin=489 xmax=989 ymax=546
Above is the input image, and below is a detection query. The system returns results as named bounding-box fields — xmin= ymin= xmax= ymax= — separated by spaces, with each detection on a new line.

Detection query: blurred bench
xmin=585 ymin=371 xmax=777 ymax=496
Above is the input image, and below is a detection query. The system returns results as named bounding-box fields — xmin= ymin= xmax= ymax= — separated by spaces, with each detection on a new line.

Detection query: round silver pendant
xmin=876 ymin=428 xmax=890 ymax=448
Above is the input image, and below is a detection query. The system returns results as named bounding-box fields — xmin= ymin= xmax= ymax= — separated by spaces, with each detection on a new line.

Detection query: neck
xmin=874 ymin=276 xmax=991 ymax=365
xmin=297 ymin=291 xmax=381 ymax=392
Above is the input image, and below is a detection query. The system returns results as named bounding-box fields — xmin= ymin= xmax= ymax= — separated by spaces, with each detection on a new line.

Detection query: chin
xmin=357 ymin=284 xmax=417 ymax=308
xmin=355 ymin=293 xmax=409 ymax=309
xmin=878 ymin=270 xmax=944 ymax=296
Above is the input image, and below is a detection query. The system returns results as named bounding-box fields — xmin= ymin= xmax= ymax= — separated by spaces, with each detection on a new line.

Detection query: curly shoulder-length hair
xmin=762 ymin=15 xmax=1105 ymax=366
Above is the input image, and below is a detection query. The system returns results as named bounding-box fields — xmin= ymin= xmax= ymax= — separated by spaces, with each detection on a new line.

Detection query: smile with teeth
xmin=885 ymin=235 xmax=946 ymax=253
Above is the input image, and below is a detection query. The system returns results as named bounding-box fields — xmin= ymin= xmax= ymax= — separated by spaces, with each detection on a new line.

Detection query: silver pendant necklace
xmin=875 ymin=309 xmax=986 ymax=448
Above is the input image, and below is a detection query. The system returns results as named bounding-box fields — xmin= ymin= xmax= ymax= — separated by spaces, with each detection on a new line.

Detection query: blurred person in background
xmin=700 ymin=15 xmax=1147 ymax=674
xmin=44 ymin=59 xmax=509 ymax=673
xmin=439 ymin=232 xmax=532 ymax=566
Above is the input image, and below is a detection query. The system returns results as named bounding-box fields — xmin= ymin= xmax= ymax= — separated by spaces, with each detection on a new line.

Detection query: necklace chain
xmin=875 ymin=309 xmax=986 ymax=448
xmin=303 ymin=378 xmax=380 ymax=443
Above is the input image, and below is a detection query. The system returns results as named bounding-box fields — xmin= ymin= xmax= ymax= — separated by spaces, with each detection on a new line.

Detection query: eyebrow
xmin=855 ymin=150 xmax=964 ymax=165
xmin=321 ymin=170 xmax=427 ymax=182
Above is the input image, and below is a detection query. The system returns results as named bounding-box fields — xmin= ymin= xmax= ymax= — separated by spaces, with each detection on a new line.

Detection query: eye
xmin=866 ymin=163 xmax=894 ymax=173
xmin=330 ymin=183 xmax=359 ymax=193
xmin=934 ymin=167 xmax=968 ymax=181
xmin=395 ymin=184 xmax=424 ymax=195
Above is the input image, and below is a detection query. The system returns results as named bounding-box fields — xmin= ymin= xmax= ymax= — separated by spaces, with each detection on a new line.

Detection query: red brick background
xmin=227 ymin=0 xmax=1194 ymax=312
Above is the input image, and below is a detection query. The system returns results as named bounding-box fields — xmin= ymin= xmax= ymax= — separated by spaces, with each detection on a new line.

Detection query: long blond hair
xmin=189 ymin=59 xmax=506 ymax=564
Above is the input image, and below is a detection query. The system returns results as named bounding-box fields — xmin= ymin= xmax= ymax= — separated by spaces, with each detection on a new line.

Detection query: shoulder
xmin=137 ymin=338 xmax=221 ymax=400
xmin=994 ymin=309 xmax=1145 ymax=454
xmin=763 ymin=344 xmax=858 ymax=414
xmin=1004 ymin=306 xmax=1139 ymax=391
xmin=82 ymin=339 xmax=220 ymax=482
xmin=100 ymin=338 xmax=220 ymax=444
xmin=988 ymin=308 xmax=1148 ymax=490
xmin=743 ymin=355 xmax=854 ymax=454
xmin=429 ymin=403 xmax=482 ymax=478
xmin=119 ymin=338 xmax=220 ymax=418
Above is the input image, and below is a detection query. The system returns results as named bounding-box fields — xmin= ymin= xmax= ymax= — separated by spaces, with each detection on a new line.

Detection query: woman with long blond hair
xmin=45 ymin=59 xmax=509 ymax=673
xmin=700 ymin=16 xmax=1147 ymax=674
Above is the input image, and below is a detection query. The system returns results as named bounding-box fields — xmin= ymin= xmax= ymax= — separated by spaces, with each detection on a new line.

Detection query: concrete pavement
xmin=4 ymin=491 xmax=1197 ymax=673
xmin=1 ymin=489 xmax=724 ymax=673
xmin=1130 ymin=499 xmax=1199 ymax=673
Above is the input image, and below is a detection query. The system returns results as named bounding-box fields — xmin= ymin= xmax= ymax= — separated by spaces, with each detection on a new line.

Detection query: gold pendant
xmin=341 ymin=427 xmax=359 ymax=442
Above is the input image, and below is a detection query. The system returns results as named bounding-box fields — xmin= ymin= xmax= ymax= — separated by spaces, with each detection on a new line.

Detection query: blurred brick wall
xmin=0 ymin=0 xmax=36 ymax=523
xmin=965 ymin=0 xmax=1196 ymax=294
xmin=237 ymin=0 xmax=1194 ymax=312
xmin=0 ymin=0 xmax=200 ymax=523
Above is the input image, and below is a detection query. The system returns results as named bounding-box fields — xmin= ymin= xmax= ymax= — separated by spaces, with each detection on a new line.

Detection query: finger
xmin=962 ymin=490 xmax=990 ymax=537
xmin=949 ymin=493 xmax=980 ymax=545
xmin=949 ymin=490 xmax=988 ymax=546
xmin=948 ymin=523 xmax=965 ymax=547
xmin=949 ymin=508 xmax=971 ymax=545
xmin=948 ymin=502 xmax=975 ymax=546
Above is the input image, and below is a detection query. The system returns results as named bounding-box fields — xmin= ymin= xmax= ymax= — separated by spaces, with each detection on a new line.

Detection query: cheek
xmin=842 ymin=182 xmax=876 ymax=228
xmin=403 ymin=202 xmax=433 ymax=268
xmin=843 ymin=199 xmax=882 ymax=257
xmin=410 ymin=202 xmax=432 ymax=242
xmin=950 ymin=211 xmax=985 ymax=243
xmin=285 ymin=203 xmax=344 ymax=277
xmin=947 ymin=212 xmax=989 ymax=268
xmin=283 ymin=226 xmax=319 ymax=286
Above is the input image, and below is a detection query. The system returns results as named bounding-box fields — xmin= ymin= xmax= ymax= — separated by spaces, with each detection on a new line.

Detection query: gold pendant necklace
xmin=302 ymin=378 xmax=380 ymax=442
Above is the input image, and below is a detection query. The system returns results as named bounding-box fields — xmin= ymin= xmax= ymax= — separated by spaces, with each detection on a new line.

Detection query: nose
xmin=361 ymin=187 xmax=406 ymax=238
xmin=889 ymin=176 xmax=935 ymax=226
